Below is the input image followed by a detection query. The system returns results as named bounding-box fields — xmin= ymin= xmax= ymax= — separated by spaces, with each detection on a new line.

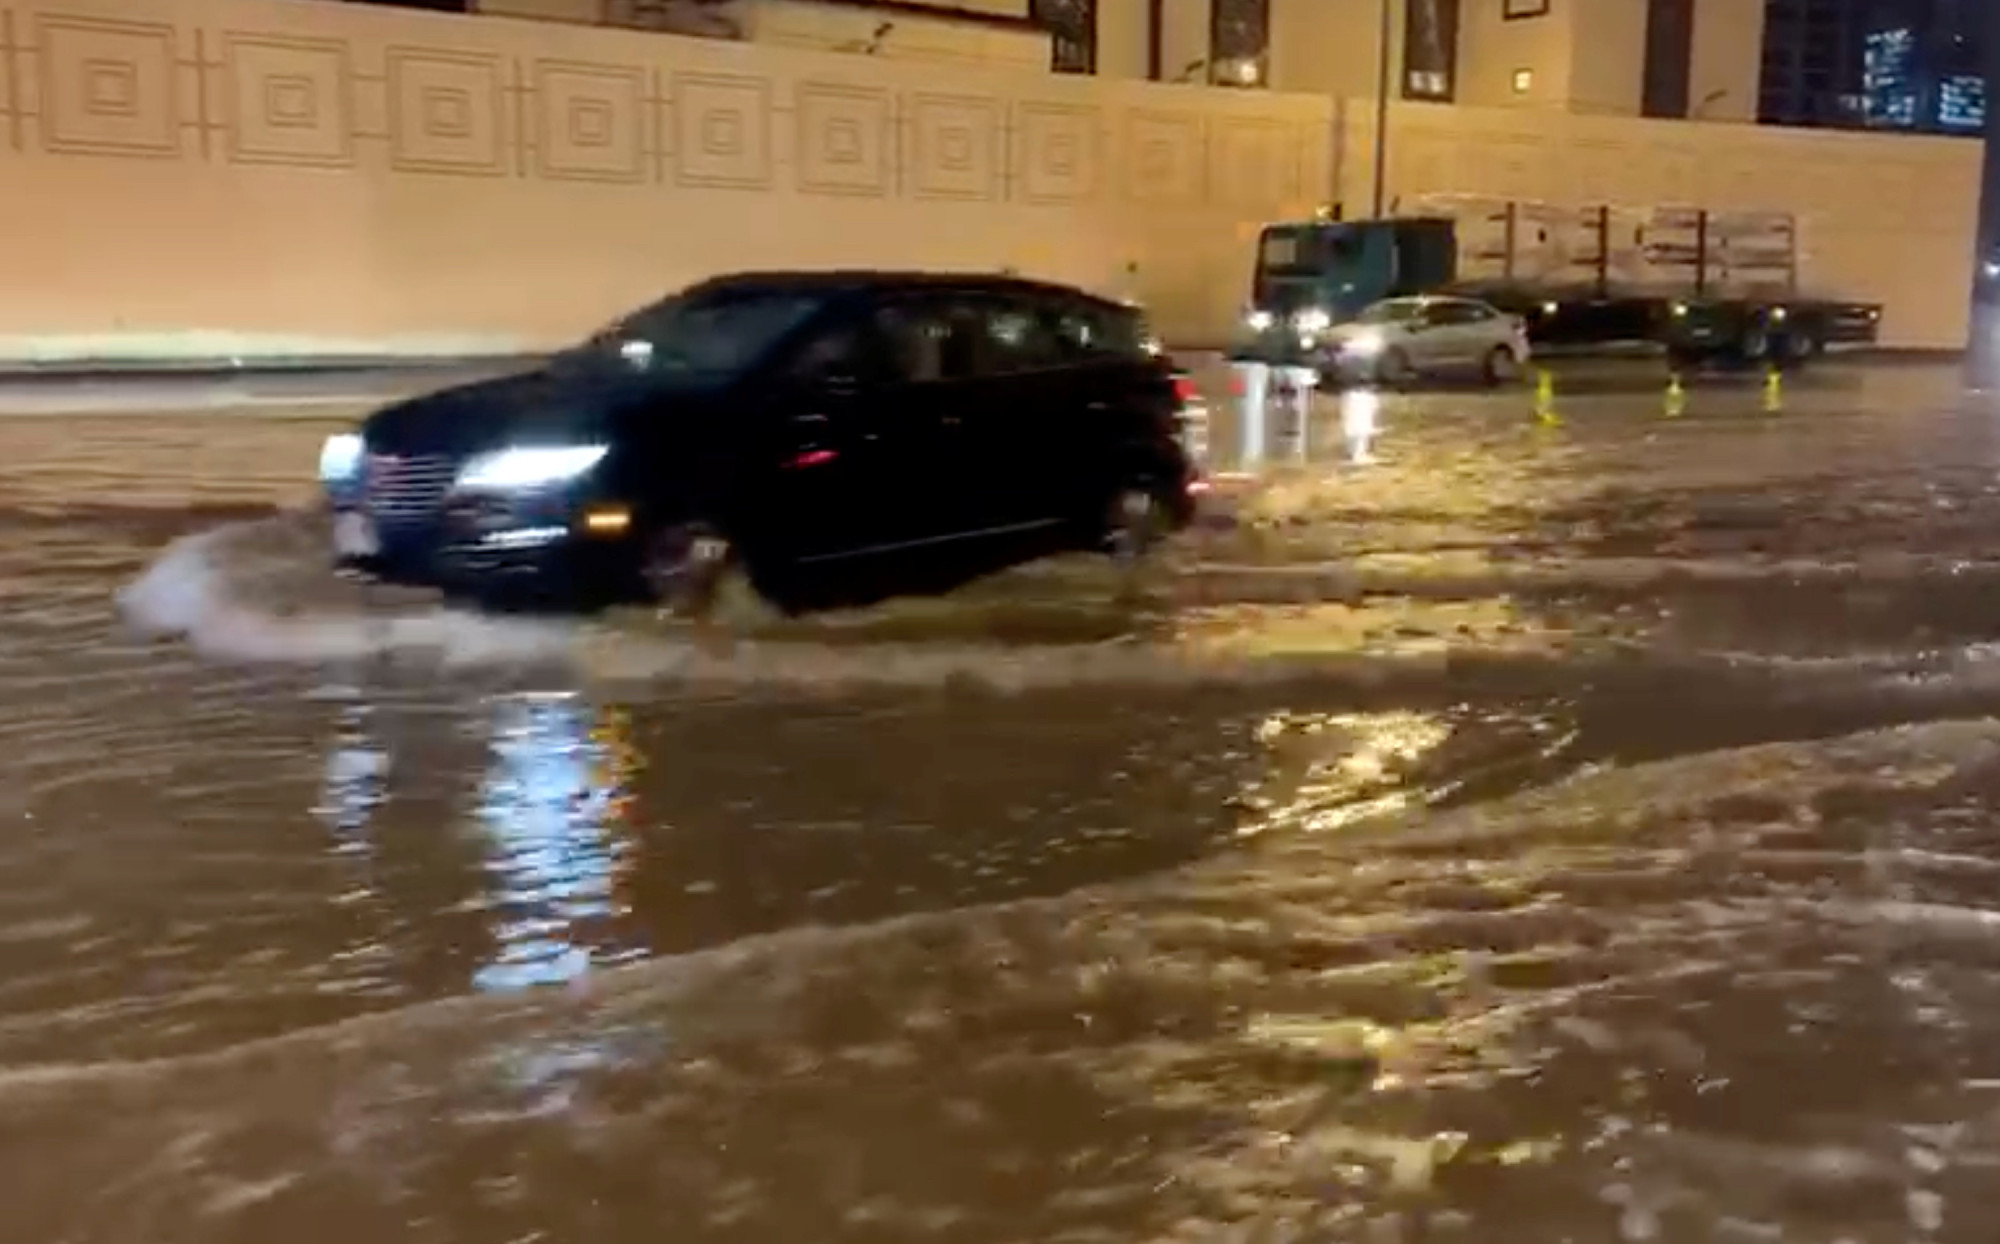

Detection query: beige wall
xmin=1567 ymin=0 xmax=1647 ymax=115
xmin=1094 ymin=0 xmax=1149 ymax=79
xmin=1156 ymin=0 xmax=1208 ymax=83
xmin=1689 ymin=0 xmax=1761 ymax=122
xmin=0 ymin=0 xmax=1975 ymax=358
xmin=1456 ymin=0 xmax=1567 ymax=109
xmin=1266 ymin=0 xmax=1396 ymax=103
xmin=0 ymin=0 xmax=1328 ymax=358
xmin=740 ymin=0 xmax=1050 ymax=68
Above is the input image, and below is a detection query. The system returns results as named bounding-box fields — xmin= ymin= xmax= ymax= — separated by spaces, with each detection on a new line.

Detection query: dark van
xmin=319 ymin=271 xmax=1202 ymax=614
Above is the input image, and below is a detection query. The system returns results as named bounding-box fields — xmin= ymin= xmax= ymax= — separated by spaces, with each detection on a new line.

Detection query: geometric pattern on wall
xmin=672 ymin=72 xmax=771 ymax=189
xmin=795 ymin=81 xmax=889 ymax=197
xmin=220 ymin=33 xmax=354 ymax=169
xmin=1125 ymin=109 xmax=1203 ymax=203
xmin=386 ymin=46 xmax=505 ymax=177
xmin=533 ymin=58 xmax=644 ymax=184
xmin=1211 ymin=117 xmax=1294 ymax=208
xmin=0 ymin=12 xmax=18 ymax=154
xmin=34 ymin=13 xmax=179 ymax=158
xmin=1013 ymin=101 xmax=1097 ymax=204
xmin=906 ymin=92 xmax=998 ymax=202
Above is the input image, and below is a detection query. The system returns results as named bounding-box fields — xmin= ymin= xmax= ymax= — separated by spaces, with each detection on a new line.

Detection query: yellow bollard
xmin=1534 ymin=367 xmax=1560 ymax=426
xmin=1761 ymin=365 xmax=1783 ymax=414
xmin=1664 ymin=371 xmax=1686 ymax=417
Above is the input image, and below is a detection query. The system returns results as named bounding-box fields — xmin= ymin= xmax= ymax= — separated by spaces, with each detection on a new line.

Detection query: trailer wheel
xmin=1738 ymin=325 xmax=1772 ymax=364
xmin=1481 ymin=345 xmax=1520 ymax=387
xmin=1778 ymin=329 xmax=1820 ymax=368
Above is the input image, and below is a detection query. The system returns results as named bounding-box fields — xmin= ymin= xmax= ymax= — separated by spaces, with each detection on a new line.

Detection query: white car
xmin=1323 ymin=296 xmax=1530 ymax=386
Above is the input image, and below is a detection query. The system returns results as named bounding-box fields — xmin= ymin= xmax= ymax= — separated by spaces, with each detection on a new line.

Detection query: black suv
xmin=320 ymin=271 xmax=1201 ymax=613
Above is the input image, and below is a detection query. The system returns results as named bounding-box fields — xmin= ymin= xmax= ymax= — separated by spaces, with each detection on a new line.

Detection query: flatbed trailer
xmin=1231 ymin=199 xmax=1882 ymax=371
xmin=1451 ymin=203 xmax=1880 ymax=366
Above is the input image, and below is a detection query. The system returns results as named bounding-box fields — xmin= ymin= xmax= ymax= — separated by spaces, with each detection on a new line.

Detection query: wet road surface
xmin=9 ymin=359 xmax=2000 ymax=1240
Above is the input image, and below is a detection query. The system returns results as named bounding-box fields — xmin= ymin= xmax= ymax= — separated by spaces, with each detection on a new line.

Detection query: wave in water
xmin=11 ymin=720 xmax=2000 ymax=1239
xmin=118 ymin=514 xmax=2000 ymax=700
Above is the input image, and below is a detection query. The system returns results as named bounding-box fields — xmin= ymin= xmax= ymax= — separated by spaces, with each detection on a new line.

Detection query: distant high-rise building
xmin=1761 ymin=0 xmax=1982 ymax=133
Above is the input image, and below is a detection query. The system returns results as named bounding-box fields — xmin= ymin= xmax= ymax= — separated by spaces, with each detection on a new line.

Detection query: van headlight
xmin=1295 ymin=309 xmax=1332 ymax=334
xmin=456 ymin=445 xmax=608 ymax=491
xmin=1246 ymin=310 xmax=1275 ymax=331
xmin=319 ymin=433 xmax=362 ymax=483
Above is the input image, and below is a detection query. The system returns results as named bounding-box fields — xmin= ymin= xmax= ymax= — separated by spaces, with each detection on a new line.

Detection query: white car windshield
xmin=1354 ymin=301 xmax=1427 ymax=326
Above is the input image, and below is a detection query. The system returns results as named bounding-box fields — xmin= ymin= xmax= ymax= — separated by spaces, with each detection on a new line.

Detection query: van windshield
xmin=567 ymin=289 xmax=827 ymax=380
xmin=1257 ymin=225 xmax=1364 ymax=277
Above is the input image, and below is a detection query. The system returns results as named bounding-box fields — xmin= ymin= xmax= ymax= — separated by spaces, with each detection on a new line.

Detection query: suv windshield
xmin=568 ymin=288 xmax=827 ymax=380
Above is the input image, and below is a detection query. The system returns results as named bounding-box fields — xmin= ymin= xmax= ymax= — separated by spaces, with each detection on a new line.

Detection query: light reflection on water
xmin=472 ymin=691 xmax=644 ymax=992
xmin=1235 ymin=709 xmax=1454 ymax=839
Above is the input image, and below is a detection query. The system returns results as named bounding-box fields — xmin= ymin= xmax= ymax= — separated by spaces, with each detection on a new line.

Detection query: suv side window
xmin=982 ymin=298 xmax=1065 ymax=374
xmin=873 ymin=294 xmax=1064 ymax=381
xmin=1051 ymin=299 xmax=1147 ymax=361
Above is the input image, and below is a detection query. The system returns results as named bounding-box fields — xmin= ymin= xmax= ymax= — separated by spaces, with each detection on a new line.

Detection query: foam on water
xmin=113 ymin=516 xmax=1570 ymax=692
xmin=121 ymin=514 xmax=2000 ymax=707
xmin=14 ymin=719 xmax=2000 ymax=1239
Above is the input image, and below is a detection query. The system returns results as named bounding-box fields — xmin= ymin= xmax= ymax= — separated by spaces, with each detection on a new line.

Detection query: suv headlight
xmin=456 ymin=445 xmax=607 ymax=491
xmin=319 ymin=433 xmax=362 ymax=483
xmin=1295 ymin=309 xmax=1332 ymax=334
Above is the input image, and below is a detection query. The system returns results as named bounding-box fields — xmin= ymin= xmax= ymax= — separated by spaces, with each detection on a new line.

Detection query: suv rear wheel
xmin=1105 ymin=486 xmax=1165 ymax=566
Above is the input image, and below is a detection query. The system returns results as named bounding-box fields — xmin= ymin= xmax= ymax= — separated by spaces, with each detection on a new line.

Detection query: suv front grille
xmin=364 ymin=452 xmax=457 ymax=526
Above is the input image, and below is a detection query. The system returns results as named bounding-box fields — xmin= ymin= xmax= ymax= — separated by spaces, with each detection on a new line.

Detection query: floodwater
xmin=9 ymin=359 xmax=2000 ymax=1241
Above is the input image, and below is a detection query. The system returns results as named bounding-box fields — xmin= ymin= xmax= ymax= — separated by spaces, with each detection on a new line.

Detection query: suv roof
xmin=686 ymin=269 xmax=1135 ymax=313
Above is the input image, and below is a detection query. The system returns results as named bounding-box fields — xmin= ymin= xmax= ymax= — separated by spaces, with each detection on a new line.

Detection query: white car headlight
xmin=1246 ymin=310 xmax=1275 ymax=331
xmin=319 ymin=433 xmax=362 ymax=482
xmin=456 ymin=445 xmax=608 ymax=491
xmin=1295 ymin=309 xmax=1332 ymax=334
xmin=1340 ymin=332 xmax=1387 ymax=356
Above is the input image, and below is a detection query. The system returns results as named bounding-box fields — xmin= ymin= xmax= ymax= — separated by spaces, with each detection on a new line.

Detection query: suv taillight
xmin=1172 ymin=374 xmax=1199 ymax=406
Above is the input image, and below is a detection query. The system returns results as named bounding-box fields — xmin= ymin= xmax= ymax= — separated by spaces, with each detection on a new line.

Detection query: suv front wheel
xmin=642 ymin=521 xmax=738 ymax=619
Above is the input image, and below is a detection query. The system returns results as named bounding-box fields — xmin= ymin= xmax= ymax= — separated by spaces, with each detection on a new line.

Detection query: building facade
xmin=461 ymin=0 xmax=1765 ymax=120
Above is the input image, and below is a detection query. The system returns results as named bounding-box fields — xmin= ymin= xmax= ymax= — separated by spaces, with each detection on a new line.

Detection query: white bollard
xmin=1277 ymin=364 xmax=1317 ymax=461
xmin=1233 ymin=359 xmax=1271 ymax=468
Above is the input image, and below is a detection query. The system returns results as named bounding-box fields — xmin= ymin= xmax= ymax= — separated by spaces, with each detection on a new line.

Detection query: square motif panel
xmin=386 ymin=47 xmax=504 ymax=176
xmin=221 ymin=33 xmax=354 ymax=168
xmin=796 ymin=82 xmax=888 ymax=197
xmin=35 ymin=15 xmax=178 ymax=158
xmin=0 ymin=13 xmax=16 ymax=153
xmin=1125 ymin=110 xmax=1203 ymax=203
xmin=1014 ymin=102 xmax=1098 ymax=204
xmin=907 ymin=93 xmax=997 ymax=201
xmin=534 ymin=60 xmax=643 ymax=184
xmin=1211 ymin=118 xmax=1295 ymax=209
xmin=672 ymin=73 xmax=770 ymax=189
